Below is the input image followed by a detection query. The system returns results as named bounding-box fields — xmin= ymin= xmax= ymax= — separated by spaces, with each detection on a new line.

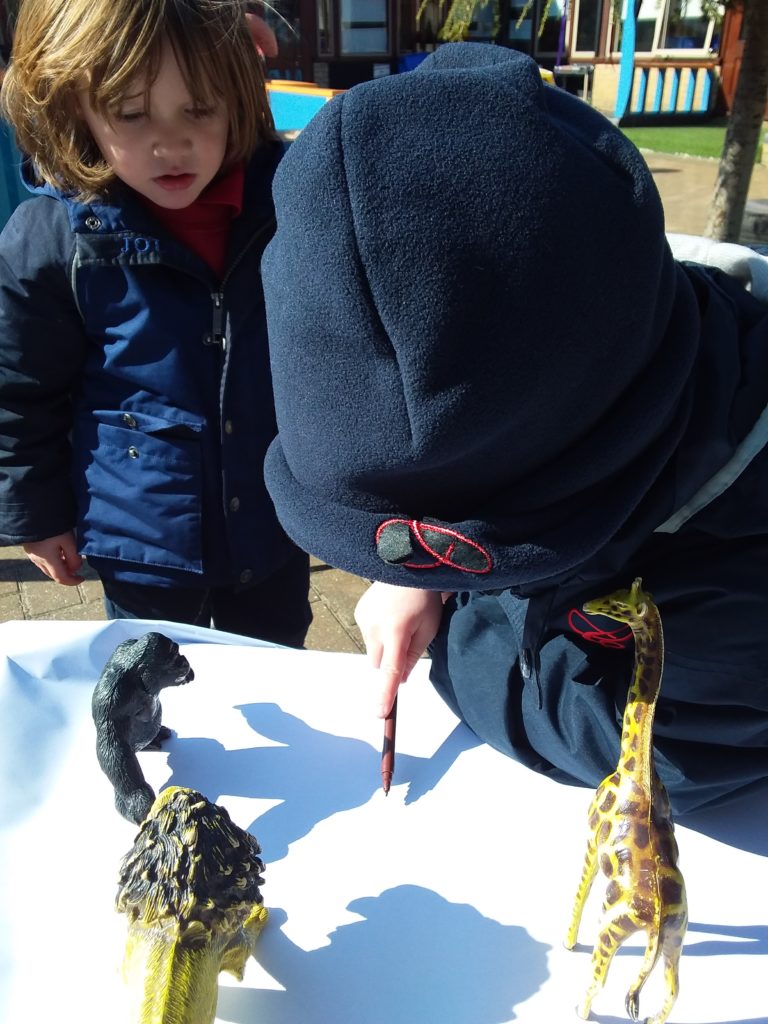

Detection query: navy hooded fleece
xmin=262 ymin=44 xmax=768 ymax=812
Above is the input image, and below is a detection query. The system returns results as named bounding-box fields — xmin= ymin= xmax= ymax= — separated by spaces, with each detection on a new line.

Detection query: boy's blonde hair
xmin=0 ymin=0 xmax=275 ymax=200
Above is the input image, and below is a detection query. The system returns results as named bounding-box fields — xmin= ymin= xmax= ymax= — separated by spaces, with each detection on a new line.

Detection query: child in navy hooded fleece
xmin=262 ymin=43 xmax=768 ymax=813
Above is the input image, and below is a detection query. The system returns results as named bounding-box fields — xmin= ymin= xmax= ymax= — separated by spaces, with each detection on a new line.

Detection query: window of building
xmin=508 ymin=1 xmax=534 ymax=53
xmin=572 ymin=0 xmax=603 ymax=55
xmin=661 ymin=0 xmax=717 ymax=50
xmin=507 ymin=0 xmax=568 ymax=58
xmin=535 ymin=0 xmax=565 ymax=55
xmin=400 ymin=0 xmax=441 ymax=50
xmin=632 ymin=0 xmax=659 ymax=50
xmin=627 ymin=0 xmax=718 ymax=55
xmin=340 ymin=0 xmax=389 ymax=53
xmin=262 ymin=0 xmax=303 ymax=79
xmin=317 ymin=0 xmax=334 ymax=54
xmin=464 ymin=0 xmax=498 ymax=41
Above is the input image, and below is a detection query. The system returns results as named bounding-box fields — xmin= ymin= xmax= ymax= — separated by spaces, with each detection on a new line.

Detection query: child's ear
xmin=245 ymin=11 xmax=278 ymax=58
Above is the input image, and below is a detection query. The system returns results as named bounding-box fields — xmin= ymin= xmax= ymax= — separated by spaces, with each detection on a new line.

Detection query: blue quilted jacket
xmin=0 ymin=141 xmax=299 ymax=587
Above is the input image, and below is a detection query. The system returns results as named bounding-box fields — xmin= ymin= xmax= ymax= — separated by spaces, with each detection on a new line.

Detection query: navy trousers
xmin=101 ymin=547 xmax=311 ymax=648
xmin=429 ymin=533 xmax=768 ymax=815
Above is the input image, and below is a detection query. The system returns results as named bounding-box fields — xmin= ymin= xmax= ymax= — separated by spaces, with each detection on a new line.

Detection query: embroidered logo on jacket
xmin=375 ymin=518 xmax=492 ymax=574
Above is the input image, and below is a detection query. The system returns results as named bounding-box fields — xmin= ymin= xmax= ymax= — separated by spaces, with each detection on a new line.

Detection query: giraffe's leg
xmin=564 ymin=838 xmax=598 ymax=950
xmin=624 ymin=928 xmax=661 ymax=1022
xmin=642 ymin=918 xmax=686 ymax=1024
xmin=576 ymin=912 xmax=640 ymax=1020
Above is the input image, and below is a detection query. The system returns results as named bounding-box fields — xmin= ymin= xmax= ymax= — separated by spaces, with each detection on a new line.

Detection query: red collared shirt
xmin=143 ymin=162 xmax=245 ymax=278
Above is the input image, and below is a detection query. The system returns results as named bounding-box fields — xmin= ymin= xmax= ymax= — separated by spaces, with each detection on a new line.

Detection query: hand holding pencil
xmin=354 ymin=583 xmax=447 ymax=796
xmin=354 ymin=582 xmax=445 ymax=716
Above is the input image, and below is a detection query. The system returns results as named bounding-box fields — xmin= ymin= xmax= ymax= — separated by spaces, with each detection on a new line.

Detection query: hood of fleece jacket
xmin=262 ymin=43 xmax=701 ymax=591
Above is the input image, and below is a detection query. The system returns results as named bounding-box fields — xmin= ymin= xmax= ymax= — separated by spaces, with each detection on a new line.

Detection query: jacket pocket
xmin=73 ymin=408 xmax=205 ymax=574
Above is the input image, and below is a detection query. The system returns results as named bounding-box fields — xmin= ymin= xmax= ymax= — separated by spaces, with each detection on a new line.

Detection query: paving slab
xmin=644 ymin=151 xmax=768 ymax=236
xmin=0 ymin=545 xmax=368 ymax=652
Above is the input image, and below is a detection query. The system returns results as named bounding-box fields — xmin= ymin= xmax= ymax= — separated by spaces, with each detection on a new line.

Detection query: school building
xmin=0 ymin=1 xmax=754 ymax=130
xmin=259 ymin=0 xmax=748 ymax=120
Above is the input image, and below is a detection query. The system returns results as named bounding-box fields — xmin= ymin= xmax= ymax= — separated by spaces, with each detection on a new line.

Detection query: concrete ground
xmin=2 ymin=150 xmax=767 ymax=651
xmin=0 ymin=549 xmax=370 ymax=654
xmin=644 ymin=150 xmax=768 ymax=235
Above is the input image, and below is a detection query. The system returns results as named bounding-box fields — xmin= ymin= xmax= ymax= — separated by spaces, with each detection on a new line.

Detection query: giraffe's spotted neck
xmin=622 ymin=603 xmax=664 ymax=791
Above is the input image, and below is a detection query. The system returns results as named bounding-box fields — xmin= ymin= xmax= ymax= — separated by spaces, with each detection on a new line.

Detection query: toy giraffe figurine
xmin=564 ymin=578 xmax=688 ymax=1024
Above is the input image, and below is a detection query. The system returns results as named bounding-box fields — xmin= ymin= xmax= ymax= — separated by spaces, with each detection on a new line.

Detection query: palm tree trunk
xmin=705 ymin=0 xmax=768 ymax=242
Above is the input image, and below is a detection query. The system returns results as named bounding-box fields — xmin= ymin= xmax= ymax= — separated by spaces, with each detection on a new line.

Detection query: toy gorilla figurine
xmin=92 ymin=632 xmax=194 ymax=824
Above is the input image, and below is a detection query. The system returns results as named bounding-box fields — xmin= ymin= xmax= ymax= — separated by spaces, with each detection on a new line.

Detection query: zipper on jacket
xmin=202 ymin=217 xmax=275 ymax=350
xmin=221 ymin=217 xmax=275 ymax=291
xmin=204 ymin=291 xmax=226 ymax=349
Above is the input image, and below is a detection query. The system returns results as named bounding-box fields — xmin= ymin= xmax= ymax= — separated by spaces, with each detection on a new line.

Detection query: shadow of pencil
xmin=160 ymin=702 xmax=444 ymax=861
xmin=403 ymin=721 xmax=483 ymax=805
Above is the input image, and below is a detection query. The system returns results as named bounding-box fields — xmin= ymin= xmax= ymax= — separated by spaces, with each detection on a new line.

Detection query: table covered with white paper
xmin=0 ymin=618 xmax=765 ymax=1024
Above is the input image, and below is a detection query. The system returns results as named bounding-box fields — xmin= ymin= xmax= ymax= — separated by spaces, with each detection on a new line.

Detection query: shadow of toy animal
xmin=92 ymin=632 xmax=194 ymax=824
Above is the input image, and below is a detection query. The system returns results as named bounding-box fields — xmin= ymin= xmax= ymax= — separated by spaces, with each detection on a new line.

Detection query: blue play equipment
xmin=614 ymin=3 xmax=716 ymax=122
xmin=0 ymin=122 xmax=27 ymax=228
xmin=267 ymin=80 xmax=343 ymax=133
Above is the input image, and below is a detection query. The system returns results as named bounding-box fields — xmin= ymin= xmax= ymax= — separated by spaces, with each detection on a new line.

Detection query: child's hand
xmin=354 ymin=582 xmax=446 ymax=718
xmin=23 ymin=532 xmax=85 ymax=585
xmin=245 ymin=11 xmax=279 ymax=58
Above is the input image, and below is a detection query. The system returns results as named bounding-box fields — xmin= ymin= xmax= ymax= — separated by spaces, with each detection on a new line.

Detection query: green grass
xmin=620 ymin=123 xmax=730 ymax=160
xmin=619 ymin=121 xmax=764 ymax=163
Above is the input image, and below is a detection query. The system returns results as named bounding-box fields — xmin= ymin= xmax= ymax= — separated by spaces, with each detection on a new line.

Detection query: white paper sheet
xmin=0 ymin=619 xmax=765 ymax=1024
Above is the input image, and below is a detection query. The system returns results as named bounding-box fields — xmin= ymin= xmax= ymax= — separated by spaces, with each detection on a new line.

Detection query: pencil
xmin=381 ymin=695 xmax=397 ymax=796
